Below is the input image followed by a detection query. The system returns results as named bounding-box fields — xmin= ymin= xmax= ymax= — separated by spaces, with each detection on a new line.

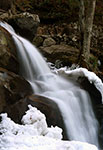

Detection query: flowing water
xmin=0 ymin=22 xmax=99 ymax=147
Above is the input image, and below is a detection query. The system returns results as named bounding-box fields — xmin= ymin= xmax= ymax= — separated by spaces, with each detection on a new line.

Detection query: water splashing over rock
xmin=0 ymin=22 xmax=100 ymax=147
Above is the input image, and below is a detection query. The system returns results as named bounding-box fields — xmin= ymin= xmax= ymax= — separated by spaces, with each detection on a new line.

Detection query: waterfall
xmin=0 ymin=22 xmax=99 ymax=147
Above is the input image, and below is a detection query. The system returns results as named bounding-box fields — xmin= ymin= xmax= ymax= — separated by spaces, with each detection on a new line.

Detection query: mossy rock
xmin=0 ymin=26 xmax=19 ymax=73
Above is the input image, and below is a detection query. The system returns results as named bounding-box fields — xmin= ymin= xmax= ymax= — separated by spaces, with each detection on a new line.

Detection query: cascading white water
xmin=0 ymin=22 xmax=99 ymax=147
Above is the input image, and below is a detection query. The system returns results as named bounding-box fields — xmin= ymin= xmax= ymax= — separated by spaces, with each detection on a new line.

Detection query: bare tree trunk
xmin=78 ymin=0 xmax=85 ymax=61
xmin=79 ymin=0 xmax=96 ymax=66
xmin=83 ymin=0 xmax=96 ymax=61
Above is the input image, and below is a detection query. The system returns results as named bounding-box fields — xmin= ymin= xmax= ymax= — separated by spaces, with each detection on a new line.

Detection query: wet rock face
xmin=78 ymin=77 xmax=102 ymax=120
xmin=0 ymin=26 xmax=19 ymax=73
xmin=79 ymin=77 xmax=102 ymax=105
xmin=78 ymin=77 xmax=103 ymax=148
xmin=0 ymin=67 xmax=32 ymax=112
xmin=5 ymin=94 xmax=68 ymax=140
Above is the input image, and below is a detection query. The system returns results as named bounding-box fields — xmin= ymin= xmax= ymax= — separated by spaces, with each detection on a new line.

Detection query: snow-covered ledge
xmin=0 ymin=105 xmax=98 ymax=150
xmin=55 ymin=67 xmax=103 ymax=103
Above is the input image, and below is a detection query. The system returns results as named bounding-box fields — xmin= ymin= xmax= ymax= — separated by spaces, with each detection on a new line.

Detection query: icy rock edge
xmin=55 ymin=67 xmax=103 ymax=103
xmin=0 ymin=105 xmax=98 ymax=150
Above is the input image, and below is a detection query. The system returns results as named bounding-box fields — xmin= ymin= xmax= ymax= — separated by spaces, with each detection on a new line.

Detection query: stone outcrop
xmin=0 ymin=22 xmax=32 ymax=114
xmin=0 ymin=67 xmax=32 ymax=113
xmin=0 ymin=26 xmax=19 ymax=73
xmin=40 ymin=44 xmax=79 ymax=65
xmin=8 ymin=12 xmax=40 ymax=41
xmin=0 ymin=11 xmax=40 ymax=41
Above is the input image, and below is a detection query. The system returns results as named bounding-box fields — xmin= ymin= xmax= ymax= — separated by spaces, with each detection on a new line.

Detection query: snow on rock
xmin=21 ymin=105 xmax=62 ymax=138
xmin=0 ymin=105 xmax=98 ymax=150
xmin=21 ymin=105 xmax=48 ymax=136
xmin=45 ymin=126 xmax=62 ymax=139
xmin=56 ymin=67 xmax=103 ymax=103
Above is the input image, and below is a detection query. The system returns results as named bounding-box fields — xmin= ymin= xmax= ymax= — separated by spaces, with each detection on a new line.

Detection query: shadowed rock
xmin=8 ymin=12 xmax=40 ymax=41
xmin=0 ymin=67 xmax=32 ymax=112
xmin=5 ymin=94 xmax=68 ymax=140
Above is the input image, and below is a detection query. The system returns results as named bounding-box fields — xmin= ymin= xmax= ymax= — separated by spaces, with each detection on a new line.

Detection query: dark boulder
xmin=8 ymin=12 xmax=40 ymax=41
xmin=0 ymin=67 xmax=32 ymax=112
xmin=5 ymin=94 xmax=68 ymax=140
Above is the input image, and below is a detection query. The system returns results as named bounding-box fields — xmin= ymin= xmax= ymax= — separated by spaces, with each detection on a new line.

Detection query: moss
xmin=0 ymin=31 xmax=7 ymax=45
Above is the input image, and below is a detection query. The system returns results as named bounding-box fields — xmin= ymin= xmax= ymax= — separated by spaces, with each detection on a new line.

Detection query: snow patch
xmin=0 ymin=105 xmax=98 ymax=150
